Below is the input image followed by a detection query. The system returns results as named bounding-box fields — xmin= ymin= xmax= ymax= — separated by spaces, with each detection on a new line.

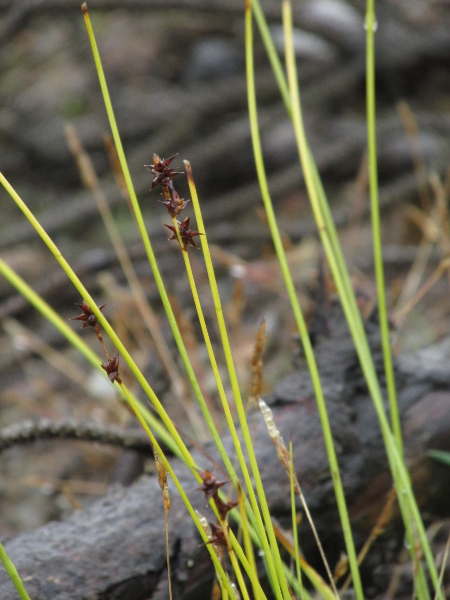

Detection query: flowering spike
xmin=165 ymin=217 xmax=203 ymax=249
xmin=101 ymin=355 xmax=121 ymax=384
xmin=206 ymin=522 xmax=228 ymax=548
xmin=70 ymin=301 xmax=106 ymax=329
xmin=145 ymin=153 xmax=181 ymax=191
xmin=197 ymin=469 xmax=228 ymax=505
xmin=159 ymin=188 xmax=190 ymax=217
xmin=215 ymin=496 xmax=238 ymax=521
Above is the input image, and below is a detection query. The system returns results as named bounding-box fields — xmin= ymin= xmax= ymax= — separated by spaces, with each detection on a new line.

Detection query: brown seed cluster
xmin=145 ymin=153 xmax=202 ymax=249
xmin=71 ymin=300 xmax=106 ymax=329
xmin=71 ymin=300 xmax=121 ymax=385
xmin=198 ymin=469 xmax=237 ymax=548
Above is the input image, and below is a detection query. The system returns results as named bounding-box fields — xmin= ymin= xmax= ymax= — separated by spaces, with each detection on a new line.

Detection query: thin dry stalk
xmin=397 ymin=101 xmax=431 ymax=211
xmin=250 ymin=319 xmax=266 ymax=408
xmin=154 ymin=449 xmax=172 ymax=600
xmin=339 ymin=487 xmax=397 ymax=593
xmin=259 ymin=398 xmax=340 ymax=599
xmin=433 ymin=532 xmax=450 ymax=600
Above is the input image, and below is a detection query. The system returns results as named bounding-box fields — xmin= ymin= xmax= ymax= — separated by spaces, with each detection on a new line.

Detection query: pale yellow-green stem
xmin=0 ymin=541 xmax=31 ymax=600
xmin=118 ymin=381 xmax=238 ymax=599
xmin=290 ymin=440 xmax=304 ymax=600
xmin=365 ymin=0 xmax=402 ymax=456
xmin=0 ymin=173 xmax=198 ymax=477
xmin=185 ymin=161 xmax=292 ymax=599
xmin=170 ymin=207 xmax=283 ymax=595
xmin=0 ymin=256 xmax=177 ymax=457
xmin=80 ymin=15 xmax=282 ymax=585
xmin=282 ymin=1 xmax=441 ymax=595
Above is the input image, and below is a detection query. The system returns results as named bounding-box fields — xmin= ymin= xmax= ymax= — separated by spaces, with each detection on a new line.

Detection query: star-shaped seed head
xmin=197 ymin=469 xmax=228 ymax=505
xmin=101 ymin=355 xmax=121 ymax=384
xmin=70 ymin=301 xmax=106 ymax=329
xmin=145 ymin=153 xmax=181 ymax=191
xmin=159 ymin=188 xmax=190 ymax=217
xmin=206 ymin=522 xmax=228 ymax=548
xmin=164 ymin=217 xmax=203 ymax=249
xmin=215 ymin=497 xmax=238 ymax=521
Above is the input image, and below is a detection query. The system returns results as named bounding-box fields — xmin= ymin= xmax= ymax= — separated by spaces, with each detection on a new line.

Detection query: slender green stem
xmin=250 ymin=0 xmax=291 ymax=116
xmin=290 ymin=440 xmax=304 ymax=600
xmin=279 ymin=1 xmax=441 ymax=595
xmin=80 ymin=15 xmax=278 ymax=579
xmin=184 ymin=163 xmax=290 ymax=599
xmin=365 ymin=0 xmax=402 ymax=456
xmin=365 ymin=4 xmax=432 ymax=599
xmin=86 ymin=10 xmax=289 ymax=589
xmin=82 ymin=4 xmax=220 ymax=449
xmin=0 ymin=256 xmax=178 ymax=457
xmin=0 ymin=541 xmax=31 ymax=600
xmin=248 ymin=2 xmax=360 ymax=596
xmin=170 ymin=215 xmax=282 ymax=593
xmin=118 ymin=381 xmax=238 ymax=599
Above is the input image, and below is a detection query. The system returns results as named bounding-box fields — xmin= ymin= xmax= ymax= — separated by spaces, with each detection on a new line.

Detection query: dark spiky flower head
xmin=159 ymin=188 xmax=190 ymax=217
xmin=197 ymin=469 xmax=228 ymax=505
xmin=206 ymin=522 xmax=228 ymax=548
xmin=101 ymin=355 xmax=121 ymax=384
xmin=145 ymin=153 xmax=181 ymax=191
xmin=70 ymin=301 xmax=106 ymax=329
xmin=165 ymin=217 xmax=202 ymax=249
xmin=215 ymin=496 xmax=238 ymax=521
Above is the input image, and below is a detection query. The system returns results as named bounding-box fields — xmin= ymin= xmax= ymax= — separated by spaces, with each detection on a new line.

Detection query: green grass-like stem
xmin=82 ymin=4 xmax=232 ymax=470
xmin=250 ymin=0 xmax=291 ymax=116
xmin=365 ymin=0 xmax=402 ymax=456
xmin=0 ymin=256 xmax=177 ymax=456
xmin=0 ymin=541 xmax=31 ymax=600
xmin=81 ymin=15 xmax=283 ymax=586
xmin=365 ymin=4 xmax=431 ymax=598
xmin=290 ymin=440 xmax=304 ymax=599
xmin=117 ymin=380 xmax=238 ymax=599
xmin=247 ymin=2 xmax=360 ymax=596
xmin=185 ymin=162 xmax=291 ymax=598
xmin=281 ymin=1 xmax=442 ymax=595
xmin=84 ymin=5 xmax=293 ymax=589
xmin=169 ymin=213 xmax=282 ymax=593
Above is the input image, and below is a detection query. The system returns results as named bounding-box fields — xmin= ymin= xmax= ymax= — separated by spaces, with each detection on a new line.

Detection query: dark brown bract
xmin=159 ymin=188 xmax=189 ymax=217
xmin=70 ymin=300 xmax=106 ymax=329
xmin=206 ymin=522 xmax=228 ymax=548
xmin=145 ymin=153 xmax=180 ymax=191
xmin=101 ymin=356 xmax=121 ymax=384
xmin=165 ymin=217 xmax=202 ymax=249
xmin=197 ymin=469 xmax=228 ymax=505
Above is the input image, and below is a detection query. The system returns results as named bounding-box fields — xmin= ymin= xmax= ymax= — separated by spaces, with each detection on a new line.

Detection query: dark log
xmin=0 ymin=307 xmax=449 ymax=599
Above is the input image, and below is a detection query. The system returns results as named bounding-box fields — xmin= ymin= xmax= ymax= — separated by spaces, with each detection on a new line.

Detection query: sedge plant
xmin=0 ymin=1 xmax=445 ymax=599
